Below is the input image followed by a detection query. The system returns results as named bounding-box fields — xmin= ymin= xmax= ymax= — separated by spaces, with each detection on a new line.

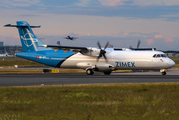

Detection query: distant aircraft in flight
xmin=64 ymin=35 xmax=78 ymax=40
xmin=4 ymin=21 xmax=175 ymax=75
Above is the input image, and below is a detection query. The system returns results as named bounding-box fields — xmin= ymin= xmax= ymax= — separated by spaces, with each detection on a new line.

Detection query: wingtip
xmin=4 ymin=24 xmax=11 ymax=27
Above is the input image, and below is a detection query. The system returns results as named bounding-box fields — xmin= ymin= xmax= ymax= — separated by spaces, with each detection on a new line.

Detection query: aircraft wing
xmin=39 ymin=43 xmax=109 ymax=58
xmin=39 ymin=45 xmax=88 ymax=54
xmin=131 ymin=48 xmax=157 ymax=51
xmin=71 ymin=37 xmax=78 ymax=39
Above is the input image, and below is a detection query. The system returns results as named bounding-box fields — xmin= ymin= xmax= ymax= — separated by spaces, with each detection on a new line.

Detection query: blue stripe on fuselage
xmin=16 ymin=50 xmax=74 ymax=67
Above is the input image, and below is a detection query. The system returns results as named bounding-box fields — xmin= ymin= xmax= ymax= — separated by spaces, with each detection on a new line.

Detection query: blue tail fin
xmin=5 ymin=21 xmax=49 ymax=52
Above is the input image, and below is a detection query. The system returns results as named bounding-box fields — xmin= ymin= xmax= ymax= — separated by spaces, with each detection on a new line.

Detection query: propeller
xmin=137 ymin=39 xmax=141 ymax=49
xmin=129 ymin=39 xmax=156 ymax=51
xmin=97 ymin=41 xmax=109 ymax=62
xmin=130 ymin=39 xmax=141 ymax=50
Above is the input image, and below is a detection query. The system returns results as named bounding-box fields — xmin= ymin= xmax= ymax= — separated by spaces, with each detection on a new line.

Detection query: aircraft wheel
xmin=86 ymin=69 xmax=94 ymax=75
xmin=103 ymin=71 xmax=111 ymax=75
xmin=161 ymin=71 xmax=166 ymax=75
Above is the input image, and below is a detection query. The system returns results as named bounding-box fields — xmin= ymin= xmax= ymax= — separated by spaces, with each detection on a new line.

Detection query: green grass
xmin=0 ymin=69 xmax=43 ymax=74
xmin=0 ymin=57 xmax=44 ymax=67
xmin=1 ymin=83 xmax=179 ymax=120
xmin=170 ymin=57 xmax=179 ymax=64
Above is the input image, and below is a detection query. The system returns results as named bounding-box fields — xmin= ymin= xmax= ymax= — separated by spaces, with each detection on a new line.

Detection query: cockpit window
xmin=157 ymin=54 xmax=161 ymax=57
xmin=161 ymin=54 xmax=166 ymax=57
xmin=153 ymin=54 xmax=167 ymax=58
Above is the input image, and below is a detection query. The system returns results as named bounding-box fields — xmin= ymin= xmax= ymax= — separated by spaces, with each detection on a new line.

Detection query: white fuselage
xmin=61 ymin=50 xmax=175 ymax=71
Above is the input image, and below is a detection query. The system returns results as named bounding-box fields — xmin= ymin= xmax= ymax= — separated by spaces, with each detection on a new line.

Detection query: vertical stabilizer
xmin=5 ymin=21 xmax=48 ymax=52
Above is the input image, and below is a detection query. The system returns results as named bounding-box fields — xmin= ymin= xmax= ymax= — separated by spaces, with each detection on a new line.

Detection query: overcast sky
xmin=0 ymin=0 xmax=179 ymax=50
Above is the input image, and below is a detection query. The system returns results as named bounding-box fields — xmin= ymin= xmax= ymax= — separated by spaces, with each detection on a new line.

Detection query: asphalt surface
xmin=0 ymin=69 xmax=178 ymax=87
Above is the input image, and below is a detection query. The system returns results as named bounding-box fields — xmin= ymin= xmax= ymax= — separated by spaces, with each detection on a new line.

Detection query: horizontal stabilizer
xmin=4 ymin=24 xmax=41 ymax=28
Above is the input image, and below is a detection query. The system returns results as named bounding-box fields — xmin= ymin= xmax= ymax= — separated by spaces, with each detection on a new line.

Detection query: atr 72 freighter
xmin=4 ymin=21 xmax=175 ymax=75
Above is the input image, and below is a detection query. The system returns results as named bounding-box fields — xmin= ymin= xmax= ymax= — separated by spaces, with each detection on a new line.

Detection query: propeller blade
xmin=96 ymin=41 xmax=108 ymax=63
xmin=137 ymin=40 xmax=141 ymax=49
xmin=97 ymin=41 xmax=101 ymax=49
xmin=104 ymin=41 xmax=109 ymax=50
xmin=103 ymin=54 xmax=108 ymax=62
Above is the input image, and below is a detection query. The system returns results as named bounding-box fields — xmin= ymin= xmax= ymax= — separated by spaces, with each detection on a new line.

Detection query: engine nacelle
xmin=76 ymin=62 xmax=93 ymax=69
xmin=94 ymin=63 xmax=115 ymax=72
xmin=81 ymin=47 xmax=100 ymax=57
xmin=76 ymin=62 xmax=115 ymax=72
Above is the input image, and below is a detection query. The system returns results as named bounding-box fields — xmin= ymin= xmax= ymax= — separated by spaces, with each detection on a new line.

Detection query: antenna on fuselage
xmin=57 ymin=41 xmax=60 ymax=46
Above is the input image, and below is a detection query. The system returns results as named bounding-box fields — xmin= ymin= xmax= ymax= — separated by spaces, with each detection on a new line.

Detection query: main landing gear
xmin=160 ymin=69 xmax=167 ymax=75
xmin=86 ymin=68 xmax=112 ymax=75
xmin=103 ymin=71 xmax=111 ymax=75
xmin=86 ymin=69 xmax=94 ymax=75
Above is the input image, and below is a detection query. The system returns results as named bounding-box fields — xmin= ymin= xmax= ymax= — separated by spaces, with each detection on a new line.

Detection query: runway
xmin=0 ymin=69 xmax=178 ymax=87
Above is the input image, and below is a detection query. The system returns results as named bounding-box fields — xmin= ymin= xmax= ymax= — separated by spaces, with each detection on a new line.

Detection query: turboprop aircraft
xmin=4 ymin=21 xmax=175 ymax=75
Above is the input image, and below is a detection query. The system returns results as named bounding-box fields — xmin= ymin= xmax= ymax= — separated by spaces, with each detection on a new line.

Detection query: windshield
xmin=153 ymin=54 xmax=167 ymax=58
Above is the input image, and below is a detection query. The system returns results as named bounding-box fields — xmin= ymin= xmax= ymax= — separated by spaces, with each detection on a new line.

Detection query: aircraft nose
xmin=168 ymin=59 xmax=175 ymax=67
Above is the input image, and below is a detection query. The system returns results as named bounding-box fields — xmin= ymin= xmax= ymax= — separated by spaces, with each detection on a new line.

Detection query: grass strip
xmin=0 ymin=69 xmax=43 ymax=74
xmin=0 ymin=83 xmax=179 ymax=120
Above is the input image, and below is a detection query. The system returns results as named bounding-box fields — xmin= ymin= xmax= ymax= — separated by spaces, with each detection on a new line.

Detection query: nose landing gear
xmin=161 ymin=71 xmax=166 ymax=75
xmin=160 ymin=69 xmax=167 ymax=75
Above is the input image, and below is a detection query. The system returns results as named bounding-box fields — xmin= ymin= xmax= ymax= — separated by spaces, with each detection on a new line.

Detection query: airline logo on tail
xmin=20 ymin=32 xmax=38 ymax=47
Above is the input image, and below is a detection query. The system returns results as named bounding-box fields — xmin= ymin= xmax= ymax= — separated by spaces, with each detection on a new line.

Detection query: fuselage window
xmin=153 ymin=54 xmax=156 ymax=57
